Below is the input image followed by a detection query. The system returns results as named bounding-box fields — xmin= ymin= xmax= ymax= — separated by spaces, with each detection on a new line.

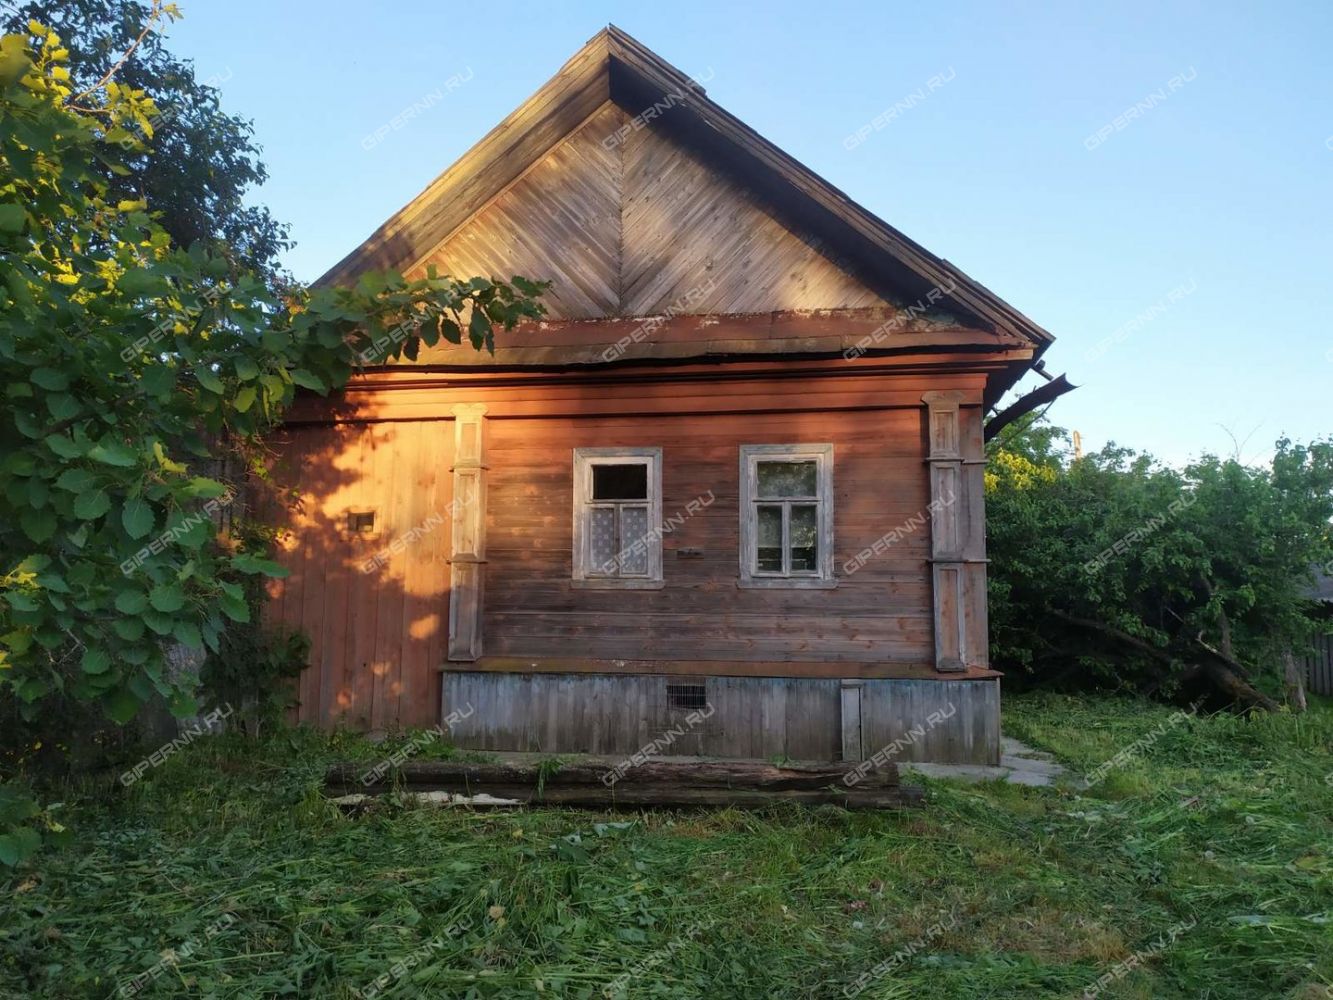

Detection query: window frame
xmin=571 ymin=447 xmax=664 ymax=589
xmin=738 ymin=443 xmax=836 ymax=588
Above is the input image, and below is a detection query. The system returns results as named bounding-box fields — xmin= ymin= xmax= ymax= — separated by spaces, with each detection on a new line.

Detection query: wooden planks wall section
xmin=482 ymin=407 xmax=935 ymax=666
xmin=439 ymin=672 xmax=1000 ymax=763
xmin=268 ymin=369 xmax=993 ymax=729
xmin=413 ymin=101 xmax=892 ymax=320
xmin=440 ymin=672 xmax=841 ymax=759
xmin=1306 ymin=634 xmax=1333 ymax=696
xmin=266 ymin=419 xmax=454 ymax=729
xmin=859 ymin=678 xmax=1001 ymax=765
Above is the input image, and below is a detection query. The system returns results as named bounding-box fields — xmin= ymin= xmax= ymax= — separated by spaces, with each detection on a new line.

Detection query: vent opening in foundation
xmin=665 ymin=682 xmax=708 ymax=711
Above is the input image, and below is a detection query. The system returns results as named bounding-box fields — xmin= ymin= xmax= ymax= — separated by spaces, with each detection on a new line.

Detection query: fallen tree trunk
xmin=1186 ymin=631 xmax=1253 ymax=678
xmin=326 ymin=758 xmax=920 ymax=810
xmin=1050 ymin=610 xmax=1277 ymax=711
xmin=1198 ymin=660 xmax=1280 ymax=712
xmin=332 ymin=785 xmax=923 ymax=811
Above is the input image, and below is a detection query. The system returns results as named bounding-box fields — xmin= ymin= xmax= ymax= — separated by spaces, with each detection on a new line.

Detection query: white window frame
xmin=572 ymin=447 xmax=664 ymax=589
xmin=738 ymin=444 xmax=835 ymax=588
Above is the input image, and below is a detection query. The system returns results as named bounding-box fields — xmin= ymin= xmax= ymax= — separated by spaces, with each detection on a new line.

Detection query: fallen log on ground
xmin=325 ymin=758 xmax=922 ymax=810
xmin=1050 ymin=610 xmax=1279 ymax=712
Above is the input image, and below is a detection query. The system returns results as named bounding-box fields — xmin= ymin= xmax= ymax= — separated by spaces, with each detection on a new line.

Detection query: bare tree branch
xmin=67 ymin=0 xmax=165 ymax=106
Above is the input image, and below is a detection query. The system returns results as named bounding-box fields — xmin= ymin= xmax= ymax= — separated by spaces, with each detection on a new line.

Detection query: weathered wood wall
xmin=859 ymin=678 xmax=1001 ymax=765
xmin=264 ymin=420 xmax=454 ymax=729
xmin=482 ymin=407 xmax=934 ymax=665
xmin=1305 ymin=634 xmax=1333 ymax=696
xmin=439 ymin=672 xmax=1000 ymax=764
xmin=412 ymin=102 xmax=892 ymax=320
xmin=267 ymin=367 xmax=994 ymax=730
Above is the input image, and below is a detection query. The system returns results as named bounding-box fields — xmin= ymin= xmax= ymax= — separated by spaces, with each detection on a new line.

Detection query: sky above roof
xmin=163 ymin=0 xmax=1331 ymax=466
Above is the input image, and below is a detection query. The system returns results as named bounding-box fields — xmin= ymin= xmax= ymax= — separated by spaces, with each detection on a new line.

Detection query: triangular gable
xmin=416 ymin=102 xmax=892 ymax=319
xmin=320 ymin=26 xmax=1053 ymax=353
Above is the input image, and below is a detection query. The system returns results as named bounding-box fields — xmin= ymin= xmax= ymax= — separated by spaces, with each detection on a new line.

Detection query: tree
xmin=2 ymin=0 xmax=291 ymax=284
xmin=986 ymin=419 xmax=1333 ymax=708
xmin=0 ymin=21 xmax=544 ymax=864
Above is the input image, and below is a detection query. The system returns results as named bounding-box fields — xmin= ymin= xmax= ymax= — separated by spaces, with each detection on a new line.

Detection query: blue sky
xmin=163 ymin=0 xmax=1332 ymax=465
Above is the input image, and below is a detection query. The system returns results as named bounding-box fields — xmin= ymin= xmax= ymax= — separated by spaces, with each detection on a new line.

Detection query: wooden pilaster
xmin=447 ymin=404 xmax=487 ymax=661
xmin=922 ymin=391 xmax=988 ymax=673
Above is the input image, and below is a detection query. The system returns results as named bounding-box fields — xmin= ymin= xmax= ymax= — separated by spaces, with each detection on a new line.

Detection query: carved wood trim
xmin=447 ymin=404 xmax=487 ymax=660
xmin=922 ymin=391 xmax=987 ymax=673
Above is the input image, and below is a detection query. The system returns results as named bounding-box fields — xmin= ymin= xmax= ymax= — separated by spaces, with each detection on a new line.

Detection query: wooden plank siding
xmin=284 ymin=26 xmax=1057 ymax=754
xmin=1306 ymin=634 xmax=1333 ymax=696
xmin=265 ymin=420 xmax=454 ymax=728
xmin=267 ymin=368 xmax=990 ymax=728
xmin=316 ymin=28 xmax=1057 ymax=366
xmin=409 ymin=101 xmax=892 ymax=320
xmin=482 ymin=408 xmax=935 ymax=665
xmin=438 ymin=671 xmax=999 ymax=763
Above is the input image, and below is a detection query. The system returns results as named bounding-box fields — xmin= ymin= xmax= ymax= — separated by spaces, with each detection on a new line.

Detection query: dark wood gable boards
xmin=267 ymin=27 xmax=1055 ymax=765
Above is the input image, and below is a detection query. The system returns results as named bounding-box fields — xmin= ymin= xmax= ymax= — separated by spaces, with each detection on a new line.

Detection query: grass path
xmin=2 ymin=694 xmax=1331 ymax=998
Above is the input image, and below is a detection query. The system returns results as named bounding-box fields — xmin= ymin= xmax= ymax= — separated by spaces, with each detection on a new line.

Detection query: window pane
xmin=592 ymin=463 xmax=648 ymax=500
xmin=588 ymin=507 xmax=617 ymax=574
xmin=757 ymin=460 xmax=817 ymax=498
xmin=756 ymin=504 xmax=784 ymax=573
xmin=618 ymin=506 xmax=650 ymax=576
xmin=789 ymin=504 xmax=818 ymax=572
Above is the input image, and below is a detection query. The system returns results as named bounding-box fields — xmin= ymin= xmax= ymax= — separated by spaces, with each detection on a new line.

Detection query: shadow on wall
xmin=256 ymin=413 xmax=455 ymax=731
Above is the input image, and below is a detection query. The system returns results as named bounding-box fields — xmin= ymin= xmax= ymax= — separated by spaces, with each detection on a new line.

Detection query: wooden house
xmin=266 ymin=27 xmax=1058 ymax=765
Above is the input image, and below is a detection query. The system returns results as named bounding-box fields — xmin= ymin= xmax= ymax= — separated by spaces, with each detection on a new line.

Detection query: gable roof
xmin=400 ymin=100 xmax=897 ymax=320
xmin=320 ymin=25 xmax=1054 ymax=357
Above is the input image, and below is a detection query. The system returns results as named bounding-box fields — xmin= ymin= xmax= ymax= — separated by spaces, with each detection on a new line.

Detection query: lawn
xmin=2 ymin=695 xmax=1331 ymax=999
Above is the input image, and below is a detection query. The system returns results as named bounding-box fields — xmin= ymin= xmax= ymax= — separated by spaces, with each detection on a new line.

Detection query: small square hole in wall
xmin=665 ymin=682 xmax=708 ymax=711
xmin=347 ymin=510 xmax=376 ymax=535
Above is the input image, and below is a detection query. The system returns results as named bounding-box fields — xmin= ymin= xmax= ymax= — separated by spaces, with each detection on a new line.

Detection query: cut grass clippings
xmin=1 ymin=694 xmax=1331 ymax=998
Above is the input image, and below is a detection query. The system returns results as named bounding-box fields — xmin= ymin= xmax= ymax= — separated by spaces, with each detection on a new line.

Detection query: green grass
xmin=2 ymin=695 xmax=1331 ymax=999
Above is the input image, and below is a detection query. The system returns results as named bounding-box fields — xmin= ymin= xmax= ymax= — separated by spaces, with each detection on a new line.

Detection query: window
xmin=572 ymin=448 xmax=663 ymax=588
xmin=739 ymin=444 xmax=834 ymax=587
xmin=346 ymin=509 xmax=377 ymax=535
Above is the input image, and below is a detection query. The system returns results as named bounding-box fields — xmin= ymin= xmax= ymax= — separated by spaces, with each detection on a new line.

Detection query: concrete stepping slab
xmin=902 ymin=735 xmax=1078 ymax=787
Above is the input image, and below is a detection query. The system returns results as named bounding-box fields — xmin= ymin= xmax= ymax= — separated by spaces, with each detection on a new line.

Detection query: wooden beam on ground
xmin=325 ymin=758 xmax=921 ymax=810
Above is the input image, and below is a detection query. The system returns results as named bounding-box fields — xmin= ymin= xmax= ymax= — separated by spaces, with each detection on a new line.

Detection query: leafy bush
xmin=986 ymin=417 xmax=1333 ymax=704
xmin=199 ymin=615 xmax=310 ymax=740
xmin=0 ymin=18 xmax=544 ymax=864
